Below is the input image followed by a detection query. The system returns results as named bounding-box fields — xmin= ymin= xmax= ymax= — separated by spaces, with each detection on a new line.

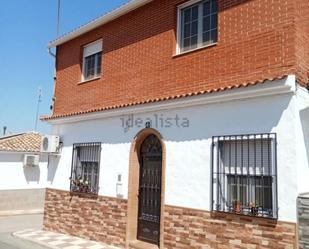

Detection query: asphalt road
xmin=0 ymin=214 xmax=49 ymax=249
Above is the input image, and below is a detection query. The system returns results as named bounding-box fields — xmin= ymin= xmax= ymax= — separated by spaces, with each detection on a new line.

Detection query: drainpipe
xmin=43 ymin=1 xmax=60 ymax=170
xmin=48 ymin=47 xmax=56 ymax=58
xmin=47 ymin=0 xmax=60 ymax=113
xmin=48 ymin=47 xmax=57 ymax=112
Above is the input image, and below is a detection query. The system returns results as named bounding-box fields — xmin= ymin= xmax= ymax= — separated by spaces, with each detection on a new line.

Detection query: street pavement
xmin=0 ymin=214 xmax=49 ymax=249
xmin=14 ymin=229 xmax=120 ymax=249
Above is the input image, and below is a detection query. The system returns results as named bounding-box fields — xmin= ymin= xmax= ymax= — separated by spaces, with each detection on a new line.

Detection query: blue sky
xmin=0 ymin=0 xmax=127 ymax=135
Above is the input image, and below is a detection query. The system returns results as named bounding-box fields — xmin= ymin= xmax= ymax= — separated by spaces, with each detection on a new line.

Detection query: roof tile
xmin=0 ymin=132 xmax=42 ymax=153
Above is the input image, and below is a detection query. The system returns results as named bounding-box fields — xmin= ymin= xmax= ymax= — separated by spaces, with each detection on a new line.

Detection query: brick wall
xmin=164 ymin=205 xmax=296 ymax=249
xmin=44 ymin=188 xmax=296 ymax=249
xmin=53 ymin=0 xmax=299 ymax=117
xmin=295 ymin=0 xmax=309 ymax=84
xmin=43 ymin=188 xmax=127 ymax=248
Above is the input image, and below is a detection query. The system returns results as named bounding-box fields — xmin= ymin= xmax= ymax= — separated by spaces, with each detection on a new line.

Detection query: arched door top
xmin=140 ymin=134 xmax=162 ymax=155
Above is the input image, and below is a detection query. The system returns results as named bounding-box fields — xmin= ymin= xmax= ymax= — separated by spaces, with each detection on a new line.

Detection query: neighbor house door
xmin=137 ymin=134 xmax=162 ymax=245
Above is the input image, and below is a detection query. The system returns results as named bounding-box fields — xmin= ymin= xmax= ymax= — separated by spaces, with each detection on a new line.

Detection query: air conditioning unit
xmin=41 ymin=135 xmax=60 ymax=153
xmin=23 ymin=154 xmax=40 ymax=167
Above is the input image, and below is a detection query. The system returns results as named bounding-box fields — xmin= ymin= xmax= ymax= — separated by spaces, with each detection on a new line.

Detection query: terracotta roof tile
xmin=41 ymin=75 xmax=288 ymax=121
xmin=0 ymin=132 xmax=42 ymax=153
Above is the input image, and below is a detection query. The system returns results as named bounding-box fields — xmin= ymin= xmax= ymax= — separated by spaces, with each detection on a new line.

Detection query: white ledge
xmin=46 ymin=75 xmax=296 ymax=125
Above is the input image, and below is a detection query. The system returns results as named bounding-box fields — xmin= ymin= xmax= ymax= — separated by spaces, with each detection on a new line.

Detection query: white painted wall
xmin=295 ymin=86 xmax=309 ymax=194
xmin=47 ymin=77 xmax=309 ymax=223
xmin=0 ymin=153 xmax=48 ymax=190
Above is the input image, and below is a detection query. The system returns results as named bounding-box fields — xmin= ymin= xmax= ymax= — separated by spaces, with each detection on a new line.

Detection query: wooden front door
xmin=137 ymin=134 xmax=162 ymax=245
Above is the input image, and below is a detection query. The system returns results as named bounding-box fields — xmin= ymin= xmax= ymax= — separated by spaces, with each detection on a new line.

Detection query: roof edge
xmin=48 ymin=0 xmax=153 ymax=48
xmin=0 ymin=133 xmax=26 ymax=140
xmin=0 ymin=150 xmax=41 ymax=154
xmin=0 ymin=131 xmax=41 ymax=141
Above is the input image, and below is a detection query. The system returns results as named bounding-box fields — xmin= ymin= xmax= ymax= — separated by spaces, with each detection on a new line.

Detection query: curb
xmin=0 ymin=210 xmax=43 ymax=217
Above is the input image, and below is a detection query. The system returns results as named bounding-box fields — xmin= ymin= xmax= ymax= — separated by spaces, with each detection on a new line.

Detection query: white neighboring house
xmin=0 ymin=132 xmax=48 ymax=215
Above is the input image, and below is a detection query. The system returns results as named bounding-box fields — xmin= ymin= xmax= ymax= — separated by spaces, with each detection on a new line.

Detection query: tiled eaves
xmin=41 ymin=74 xmax=288 ymax=121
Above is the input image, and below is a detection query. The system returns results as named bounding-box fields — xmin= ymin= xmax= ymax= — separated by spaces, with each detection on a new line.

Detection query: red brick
xmin=52 ymin=0 xmax=309 ymax=117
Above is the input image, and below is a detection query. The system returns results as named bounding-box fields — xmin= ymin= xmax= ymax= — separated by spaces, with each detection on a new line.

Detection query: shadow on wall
xmin=23 ymin=166 xmax=40 ymax=183
xmin=300 ymin=106 xmax=309 ymax=167
xmin=47 ymin=155 xmax=60 ymax=183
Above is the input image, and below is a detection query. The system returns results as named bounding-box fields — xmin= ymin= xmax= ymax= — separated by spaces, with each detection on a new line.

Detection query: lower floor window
xmin=227 ymin=175 xmax=273 ymax=215
xmin=70 ymin=142 xmax=101 ymax=194
xmin=212 ymin=134 xmax=277 ymax=218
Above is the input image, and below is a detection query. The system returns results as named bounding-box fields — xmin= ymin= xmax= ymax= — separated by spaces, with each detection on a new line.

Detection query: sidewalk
xmin=13 ymin=229 xmax=121 ymax=249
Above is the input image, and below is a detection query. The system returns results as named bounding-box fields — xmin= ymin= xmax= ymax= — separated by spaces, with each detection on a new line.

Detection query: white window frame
xmin=176 ymin=0 xmax=218 ymax=55
xmin=81 ymin=39 xmax=103 ymax=83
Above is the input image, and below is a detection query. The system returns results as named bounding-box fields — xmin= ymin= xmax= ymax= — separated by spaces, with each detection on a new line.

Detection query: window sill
xmin=78 ymin=76 xmax=101 ymax=85
xmin=212 ymin=210 xmax=277 ymax=220
xmin=70 ymin=190 xmax=98 ymax=199
xmin=173 ymin=42 xmax=217 ymax=58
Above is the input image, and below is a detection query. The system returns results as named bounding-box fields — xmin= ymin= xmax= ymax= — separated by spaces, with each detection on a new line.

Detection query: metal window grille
xmin=211 ymin=133 xmax=278 ymax=219
xmin=70 ymin=142 xmax=101 ymax=194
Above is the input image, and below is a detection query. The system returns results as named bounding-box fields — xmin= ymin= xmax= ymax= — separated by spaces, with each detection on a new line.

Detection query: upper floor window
xmin=70 ymin=142 xmax=101 ymax=194
xmin=82 ymin=40 xmax=102 ymax=82
xmin=211 ymin=134 xmax=278 ymax=219
xmin=177 ymin=0 xmax=218 ymax=54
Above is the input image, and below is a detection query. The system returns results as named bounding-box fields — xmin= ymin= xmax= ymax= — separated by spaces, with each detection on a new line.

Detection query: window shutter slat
xmin=83 ymin=40 xmax=102 ymax=57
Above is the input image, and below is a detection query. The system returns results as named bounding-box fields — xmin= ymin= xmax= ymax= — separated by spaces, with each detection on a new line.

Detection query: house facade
xmin=0 ymin=132 xmax=48 ymax=215
xmin=42 ymin=0 xmax=309 ymax=248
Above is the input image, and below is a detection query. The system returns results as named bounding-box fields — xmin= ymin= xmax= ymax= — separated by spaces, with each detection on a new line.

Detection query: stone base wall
xmin=298 ymin=195 xmax=309 ymax=249
xmin=44 ymin=189 xmax=296 ymax=249
xmin=164 ymin=206 xmax=296 ymax=249
xmin=43 ymin=188 xmax=127 ymax=248
xmin=0 ymin=188 xmax=45 ymax=215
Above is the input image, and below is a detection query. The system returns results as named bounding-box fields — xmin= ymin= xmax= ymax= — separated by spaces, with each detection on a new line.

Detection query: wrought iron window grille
xmin=70 ymin=142 xmax=101 ymax=195
xmin=211 ymin=133 xmax=278 ymax=219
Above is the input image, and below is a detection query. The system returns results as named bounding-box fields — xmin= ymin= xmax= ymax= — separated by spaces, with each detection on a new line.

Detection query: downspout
xmin=47 ymin=47 xmax=57 ymax=171
xmin=48 ymin=47 xmax=57 ymax=113
xmin=48 ymin=47 xmax=56 ymax=58
xmin=48 ymin=0 xmax=60 ymax=113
